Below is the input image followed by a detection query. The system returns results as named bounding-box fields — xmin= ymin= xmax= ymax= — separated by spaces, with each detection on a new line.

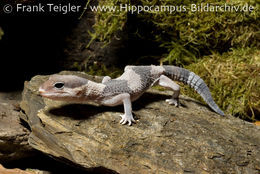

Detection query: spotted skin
xmin=39 ymin=65 xmax=224 ymax=126
xmin=102 ymin=80 xmax=132 ymax=96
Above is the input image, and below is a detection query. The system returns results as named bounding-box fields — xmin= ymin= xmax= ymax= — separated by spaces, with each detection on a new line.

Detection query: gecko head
xmin=39 ymin=75 xmax=88 ymax=101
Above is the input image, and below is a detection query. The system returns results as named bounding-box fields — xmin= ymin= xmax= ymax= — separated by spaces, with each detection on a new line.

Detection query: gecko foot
xmin=119 ymin=113 xmax=135 ymax=126
xmin=165 ymin=98 xmax=179 ymax=107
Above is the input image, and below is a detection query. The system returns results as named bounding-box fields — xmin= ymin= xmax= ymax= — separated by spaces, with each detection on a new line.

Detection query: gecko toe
xmin=121 ymin=119 xmax=127 ymax=125
xmin=119 ymin=117 xmax=126 ymax=124
xmin=119 ymin=114 xmax=134 ymax=126
xmin=166 ymin=98 xmax=179 ymax=107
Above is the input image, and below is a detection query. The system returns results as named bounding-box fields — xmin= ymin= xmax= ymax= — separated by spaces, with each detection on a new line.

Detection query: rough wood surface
xmin=0 ymin=102 xmax=34 ymax=163
xmin=20 ymin=71 xmax=260 ymax=174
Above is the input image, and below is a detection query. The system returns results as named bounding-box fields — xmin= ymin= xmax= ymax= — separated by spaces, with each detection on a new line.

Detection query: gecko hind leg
xmin=158 ymin=75 xmax=180 ymax=107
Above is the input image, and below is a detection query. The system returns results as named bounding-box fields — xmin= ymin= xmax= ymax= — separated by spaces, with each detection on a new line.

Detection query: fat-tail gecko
xmin=39 ymin=65 xmax=224 ymax=125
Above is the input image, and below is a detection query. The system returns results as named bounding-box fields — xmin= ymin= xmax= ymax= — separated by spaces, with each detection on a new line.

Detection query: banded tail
xmin=163 ymin=66 xmax=224 ymax=116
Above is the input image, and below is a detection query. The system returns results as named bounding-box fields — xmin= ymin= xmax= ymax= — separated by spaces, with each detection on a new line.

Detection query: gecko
xmin=39 ymin=65 xmax=224 ymax=125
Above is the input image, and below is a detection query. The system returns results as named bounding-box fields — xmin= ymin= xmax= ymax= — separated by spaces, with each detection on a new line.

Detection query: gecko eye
xmin=54 ymin=82 xmax=64 ymax=89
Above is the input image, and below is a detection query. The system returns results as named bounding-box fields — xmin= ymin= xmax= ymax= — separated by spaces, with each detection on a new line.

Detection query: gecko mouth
xmin=38 ymin=87 xmax=70 ymax=100
xmin=38 ymin=87 xmax=54 ymax=97
xmin=38 ymin=90 xmax=60 ymax=99
xmin=39 ymin=87 xmax=45 ymax=93
xmin=38 ymin=87 xmax=47 ymax=95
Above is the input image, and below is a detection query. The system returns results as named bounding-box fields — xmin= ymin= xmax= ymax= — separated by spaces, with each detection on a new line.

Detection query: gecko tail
xmin=187 ymin=72 xmax=225 ymax=116
xmin=162 ymin=66 xmax=224 ymax=116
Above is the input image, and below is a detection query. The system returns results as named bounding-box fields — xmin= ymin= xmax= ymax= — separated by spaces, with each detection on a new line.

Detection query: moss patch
xmin=87 ymin=0 xmax=128 ymax=47
xmin=77 ymin=62 xmax=123 ymax=78
xmin=89 ymin=0 xmax=259 ymax=65
xmin=183 ymin=47 xmax=260 ymax=121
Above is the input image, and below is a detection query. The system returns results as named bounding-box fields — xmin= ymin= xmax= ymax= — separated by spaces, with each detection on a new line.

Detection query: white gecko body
xmin=39 ymin=65 xmax=224 ymax=125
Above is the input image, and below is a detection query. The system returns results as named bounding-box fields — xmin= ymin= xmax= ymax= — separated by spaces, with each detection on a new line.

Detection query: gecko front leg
xmin=101 ymin=93 xmax=135 ymax=126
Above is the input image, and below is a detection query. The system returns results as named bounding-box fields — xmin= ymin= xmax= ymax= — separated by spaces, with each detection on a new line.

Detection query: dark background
xmin=0 ymin=1 xmax=85 ymax=91
xmin=0 ymin=17 xmax=66 ymax=90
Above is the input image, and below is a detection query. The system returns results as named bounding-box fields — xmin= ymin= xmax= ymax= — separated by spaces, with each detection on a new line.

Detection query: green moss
xmin=87 ymin=0 xmax=128 ymax=47
xmin=86 ymin=62 xmax=123 ymax=78
xmin=89 ymin=0 xmax=259 ymax=65
xmin=183 ymin=47 xmax=260 ymax=121
xmin=140 ymin=0 xmax=259 ymax=65
xmin=72 ymin=60 xmax=123 ymax=78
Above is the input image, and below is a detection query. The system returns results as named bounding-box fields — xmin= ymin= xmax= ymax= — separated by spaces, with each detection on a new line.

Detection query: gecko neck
xmin=84 ymin=80 xmax=106 ymax=102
